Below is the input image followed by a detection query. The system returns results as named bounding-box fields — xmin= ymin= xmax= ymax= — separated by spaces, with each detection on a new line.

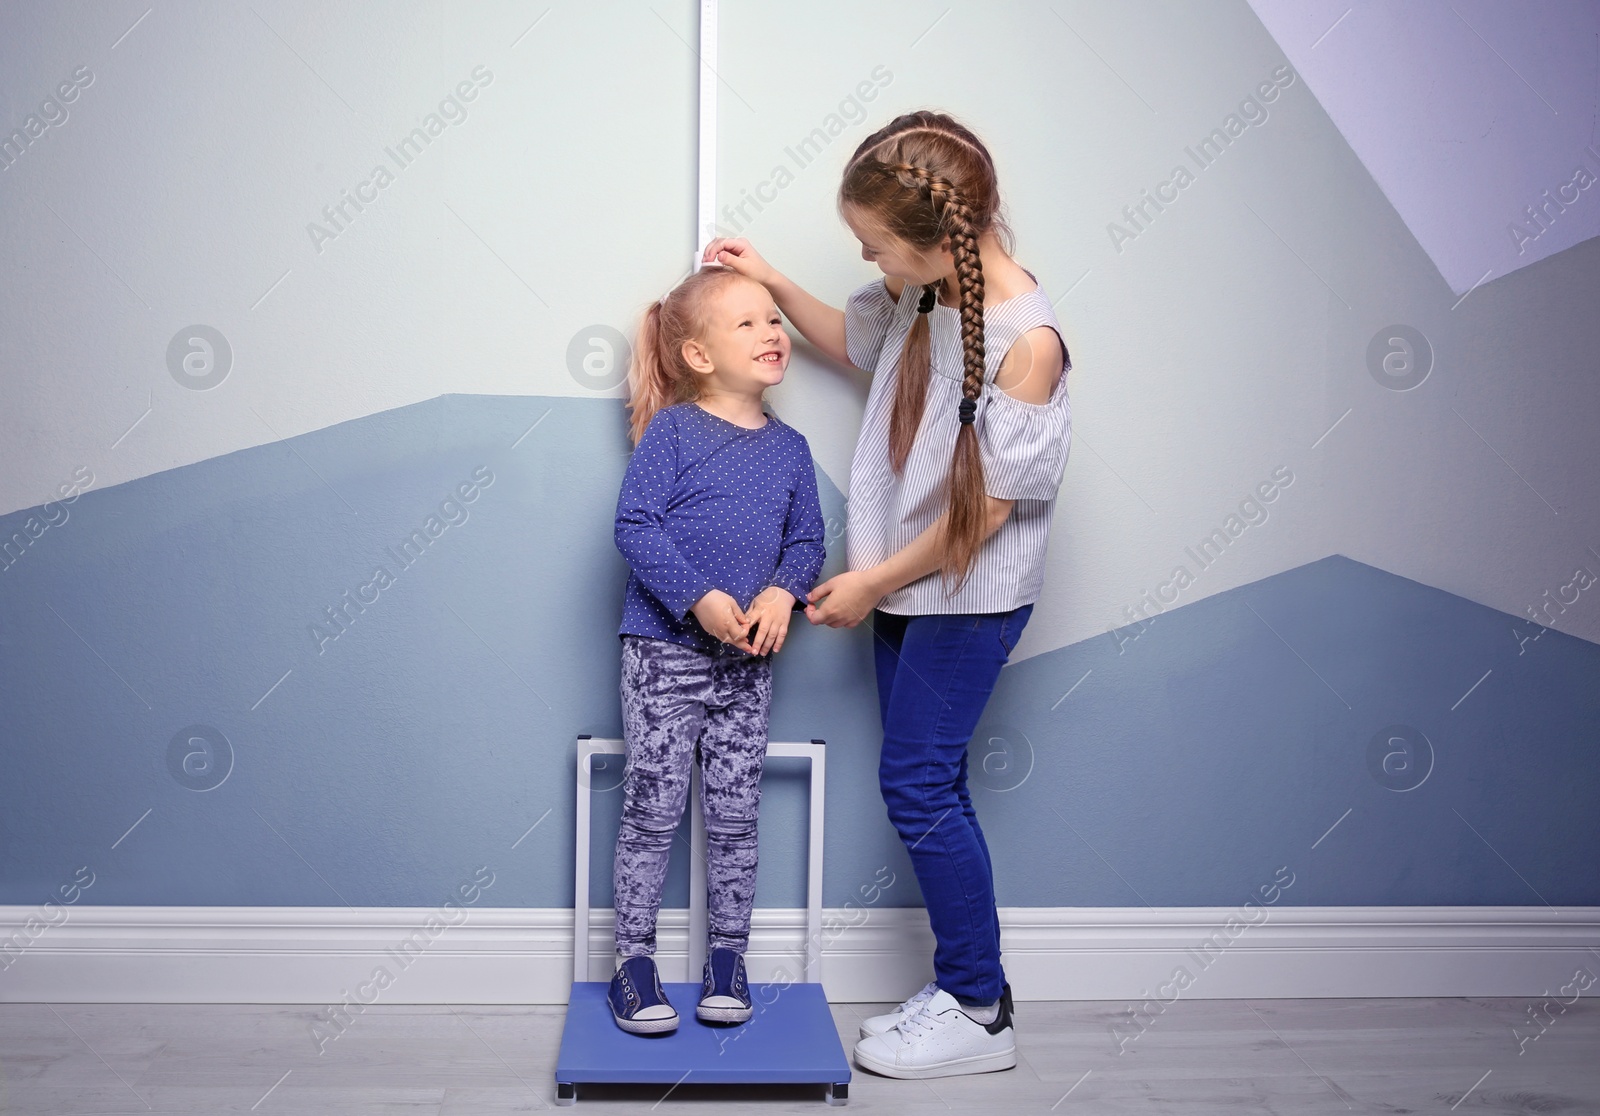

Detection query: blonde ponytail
xmin=625 ymin=268 xmax=745 ymax=445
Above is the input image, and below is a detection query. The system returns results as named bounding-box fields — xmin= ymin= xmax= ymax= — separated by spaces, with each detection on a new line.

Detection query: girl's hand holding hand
xmin=702 ymin=238 xmax=776 ymax=286
xmin=744 ymin=586 xmax=796 ymax=656
xmin=692 ymin=589 xmax=756 ymax=654
xmin=803 ymin=570 xmax=885 ymax=629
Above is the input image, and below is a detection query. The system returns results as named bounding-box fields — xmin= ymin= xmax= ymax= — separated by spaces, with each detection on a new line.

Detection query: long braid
xmin=928 ymin=178 xmax=988 ymax=588
xmin=840 ymin=111 xmax=1008 ymax=586
xmin=929 ymin=181 xmax=987 ymax=404
xmin=883 ymin=162 xmax=938 ymax=474
xmin=880 ymin=162 xmax=989 ymax=586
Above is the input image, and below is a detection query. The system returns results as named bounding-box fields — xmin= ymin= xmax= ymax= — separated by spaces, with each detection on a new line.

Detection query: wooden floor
xmin=2 ymin=996 xmax=1597 ymax=1113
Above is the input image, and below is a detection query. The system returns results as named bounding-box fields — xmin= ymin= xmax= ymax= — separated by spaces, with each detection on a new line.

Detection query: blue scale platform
xmin=555 ymin=981 xmax=851 ymax=1104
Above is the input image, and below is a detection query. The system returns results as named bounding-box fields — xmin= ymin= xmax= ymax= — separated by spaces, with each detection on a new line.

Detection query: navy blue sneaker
xmin=697 ymin=946 xmax=752 ymax=1024
xmin=608 ymin=955 xmax=679 ymax=1035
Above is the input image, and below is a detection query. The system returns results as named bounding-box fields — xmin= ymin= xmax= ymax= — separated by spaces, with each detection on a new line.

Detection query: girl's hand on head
xmin=745 ymin=586 xmax=796 ymax=655
xmin=691 ymin=589 xmax=756 ymax=654
xmin=802 ymin=571 xmax=883 ymax=629
xmin=702 ymin=238 xmax=775 ymax=286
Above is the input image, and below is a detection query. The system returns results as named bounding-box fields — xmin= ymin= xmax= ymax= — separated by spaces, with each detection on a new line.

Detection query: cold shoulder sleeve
xmin=979 ymin=367 xmax=1072 ymax=503
xmin=843 ymin=279 xmax=897 ymax=372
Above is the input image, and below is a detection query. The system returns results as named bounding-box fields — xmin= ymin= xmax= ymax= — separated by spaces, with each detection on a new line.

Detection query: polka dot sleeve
xmin=613 ymin=410 xmax=717 ymax=621
xmin=768 ymin=447 xmax=826 ymax=605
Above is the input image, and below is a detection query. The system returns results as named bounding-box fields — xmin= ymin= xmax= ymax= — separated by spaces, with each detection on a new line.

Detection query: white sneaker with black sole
xmin=853 ymin=987 xmax=1017 ymax=1079
xmin=859 ymin=981 xmax=939 ymax=1039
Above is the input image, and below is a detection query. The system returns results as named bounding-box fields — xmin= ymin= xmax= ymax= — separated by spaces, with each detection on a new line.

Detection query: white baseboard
xmin=2 ymin=905 xmax=1595 ymax=1004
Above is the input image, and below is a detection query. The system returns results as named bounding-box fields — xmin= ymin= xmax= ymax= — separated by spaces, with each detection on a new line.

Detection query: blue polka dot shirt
xmin=616 ymin=402 xmax=827 ymax=655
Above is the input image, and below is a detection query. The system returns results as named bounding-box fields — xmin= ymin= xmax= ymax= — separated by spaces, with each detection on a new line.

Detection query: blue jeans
xmin=872 ymin=603 xmax=1032 ymax=1006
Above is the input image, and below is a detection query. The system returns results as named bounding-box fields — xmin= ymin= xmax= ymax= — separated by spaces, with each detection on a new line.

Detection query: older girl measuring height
xmin=706 ymin=110 xmax=1072 ymax=1079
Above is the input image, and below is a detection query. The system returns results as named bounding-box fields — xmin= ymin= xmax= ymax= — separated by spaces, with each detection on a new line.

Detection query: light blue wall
xmin=2 ymin=395 xmax=1594 ymax=910
xmin=2 ymin=2 xmax=1597 ymax=916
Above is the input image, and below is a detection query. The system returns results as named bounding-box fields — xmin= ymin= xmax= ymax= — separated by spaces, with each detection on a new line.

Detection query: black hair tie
xmin=958 ymin=398 xmax=977 ymax=425
xmin=917 ymin=285 xmax=937 ymax=314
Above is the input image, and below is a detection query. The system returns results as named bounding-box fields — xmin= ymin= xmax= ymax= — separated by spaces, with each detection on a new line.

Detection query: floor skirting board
xmin=1 ymin=905 xmax=1595 ymax=1004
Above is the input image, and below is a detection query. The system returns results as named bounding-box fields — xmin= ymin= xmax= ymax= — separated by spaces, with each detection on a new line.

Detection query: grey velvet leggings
xmin=612 ymin=635 xmax=772 ymax=957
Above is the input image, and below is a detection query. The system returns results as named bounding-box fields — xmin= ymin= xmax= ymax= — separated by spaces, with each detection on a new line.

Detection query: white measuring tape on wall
xmin=695 ymin=0 xmax=718 ymax=272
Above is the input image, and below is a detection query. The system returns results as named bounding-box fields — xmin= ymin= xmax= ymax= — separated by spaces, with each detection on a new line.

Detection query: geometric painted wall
xmin=2 ymin=1 xmax=1596 ymax=916
xmin=2 ymin=395 xmax=1595 ymax=910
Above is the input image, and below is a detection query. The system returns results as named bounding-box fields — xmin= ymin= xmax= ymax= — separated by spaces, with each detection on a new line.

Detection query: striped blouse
xmin=843 ymin=276 xmax=1073 ymax=616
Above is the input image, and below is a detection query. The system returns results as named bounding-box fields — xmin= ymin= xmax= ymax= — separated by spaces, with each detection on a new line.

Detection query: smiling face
xmin=682 ymin=276 xmax=791 ymax=396
xmin=842 ymin=203 xmax=954 ymax=286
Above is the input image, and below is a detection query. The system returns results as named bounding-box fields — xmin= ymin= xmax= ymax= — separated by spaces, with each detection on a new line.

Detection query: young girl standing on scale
xmin=705 ymin=110 xmax=1072 ymax=1078
xmin=607 ymin=265 xmax=826 ymax=1035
